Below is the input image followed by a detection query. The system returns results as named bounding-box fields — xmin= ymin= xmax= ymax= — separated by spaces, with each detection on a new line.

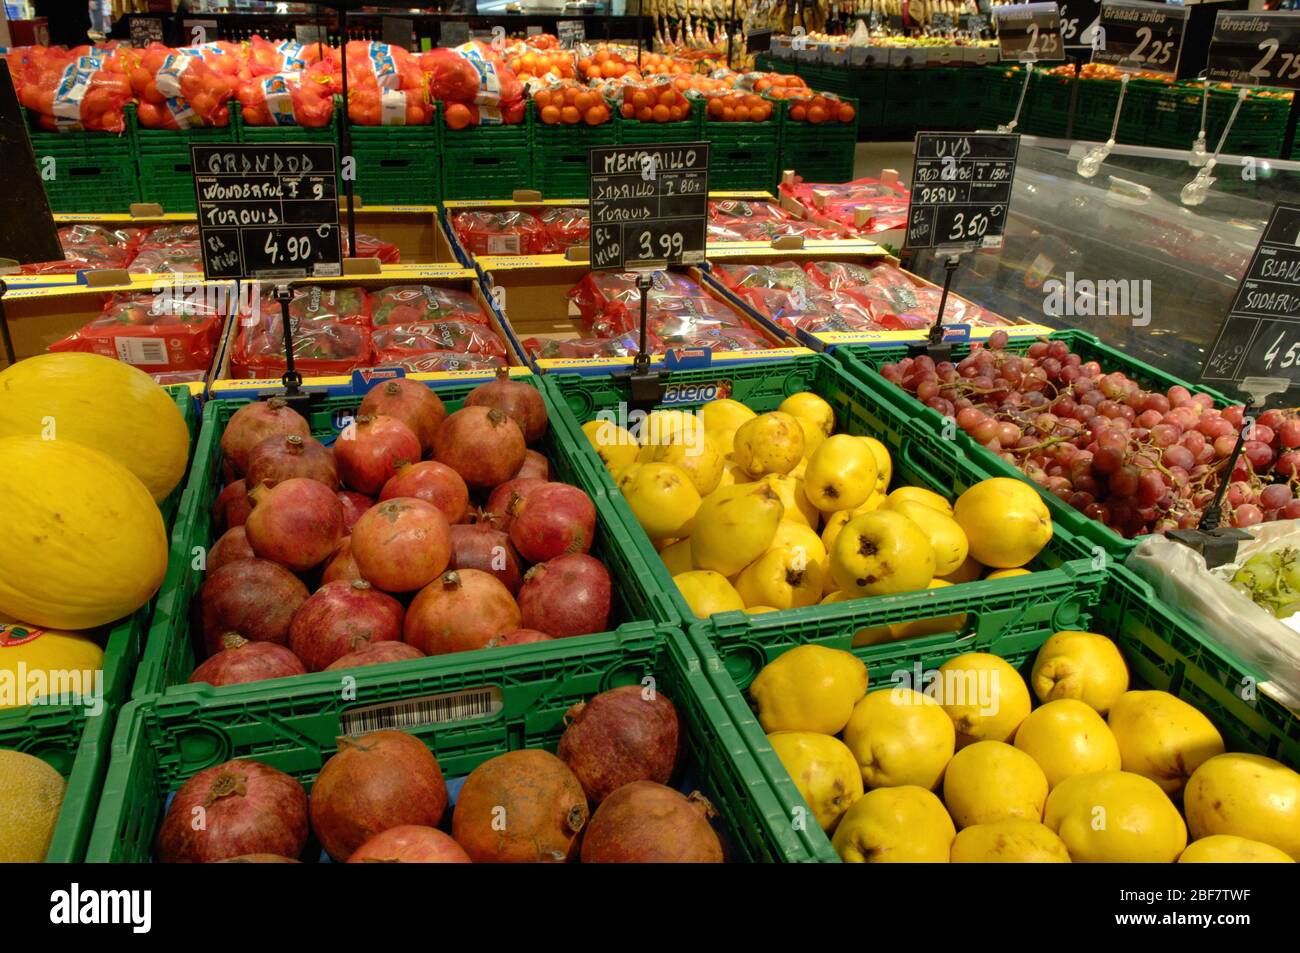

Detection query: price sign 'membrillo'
xmin=906 ymin=132 xmax=1020 ymax=252
xmin=191 ymin=144 xmax=343 ymax=280
xmin=588 ymin=143 xmax=710 ymax=271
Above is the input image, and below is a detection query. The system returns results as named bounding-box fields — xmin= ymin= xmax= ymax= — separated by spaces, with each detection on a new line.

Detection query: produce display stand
xmin=441 ymin=110 xmax=534 ymax=202
xmin=94 ymin=628 xmax=821 ymax=863
xmin=131 ymin=106 xmax=238 ymax=215
xmin=705 ymin=101 xmax=783 ymax=194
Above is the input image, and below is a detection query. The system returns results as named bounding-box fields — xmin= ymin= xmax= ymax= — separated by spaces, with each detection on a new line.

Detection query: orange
xmin=669 ymin=104 xmax=685 ymax=121
xmin=734 ymin=105 xmax=751 ymax=122
xmin=445 ymin=103 xmax=471 ymax=130
xmin=808 ymin=105 xmax=827 ymax=124
xmin=540 ymin=104 xmax=561 ymax=124
xmin=722 ymin=106 xmax=736 ymax=122
xmin=658 ymin=88 xmax=677 ymax=106
xmin=632 ymin=90 xmax=651 ymax=109
xmin=652 ymin=103 xmax=670 ymax=122
xmin=575 ymin=91 xmax=595 ymax=113
xmin=561 ymin=105 xmax=580 ymax=124
xmin=636 ymin=106 xmax=653 ymax=122
xmin=707 ymin=98 xmax=724 ymax=118
xmin=838 ymin=104 xmax=856 ymax=123
xmin=790 ymin=103 xmax=807 ymax=121
xmin=621 ymin=102 xmax=636 ymax=118
xmin=584 ymin=106 xmax=606 ymax=125
xmin=584 ymin=66 xmax=601 ymax=81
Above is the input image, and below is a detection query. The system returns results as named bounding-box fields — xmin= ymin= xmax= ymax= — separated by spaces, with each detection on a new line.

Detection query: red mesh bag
xmin=452 ymin=210 xmax=548 ymax=257
xmin=130 ymin=43 xmax=236 ymax=129
xmin=20 ymin=224 xmax=140 ymax=274
xmin=370 ymin=285 xmax=489 ymax=328
xmin=371 ymin=321 xmax=508 ymax=362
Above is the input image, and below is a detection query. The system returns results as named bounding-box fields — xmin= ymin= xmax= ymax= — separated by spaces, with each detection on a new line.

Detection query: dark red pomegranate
xmin=201 ymin=559 xmax=309 ymax=653
xmin=580 ymin=782 xmax=723 ymax=863
xmin=449 ymin=523 xmax=523 ymax=594
xmin=350 ymin=497 xmax=451 ymax=592
xmin=452 ymin=750 xmax=586 ymax=863
xmin=513 ymin=449 xmax=550 ymax=481
xmin=190 ymin=633 xmax=307 ymax=687
xmin=214 ymin=479 xmax=253 ymax=531
xmin=321 ymin=537 xmax=363 ymax=585
xmin=335 ymin=414 xmax=422 ymax=495
xmin=325 ymin=641 xmax=425 ymax=671
xmin=309 ymin=730 xmax=448 ymax=862
xmin=245 ymin=434 xmax=338 ymax=493
xmin=208 ymin=526 xmax=255 ymax=573
xmin=220 ymin=397 xmax=311 ymax=475
xmin=359 ymin=379 xmax=447 ymax=454
xmin=157 ymin=760 xmax=309 ymax=863
xmin=347 ymin=826 xmax=471 ymax=864
xmin=433 ymin=406 xmax=525 ymax=489
xmin=482 ymin=477 xmax=545 ymax=533
xmin=464 ymin=368 xmax=549 ymax=445
xmin=509 ymin=483 xmax=596 ymax=562
xmin=557 ymin=685 xmax=681 ymax=802
xmin=404 ymin=569 xmax=521 ymax=655
xmin=288 ymin=579 xmax=405 ymax=672
xmin=380 ymin=461 xmax=469 ymax=525
xmin=492 ymin=628 xmax=553 ymax=647
xmin=518 ymin=554 xmax=611 ymax=638
xmin=245 ymin=478 xmax=345 ymax=571
xmin=337 ymin=490 xmax=374 ymax=532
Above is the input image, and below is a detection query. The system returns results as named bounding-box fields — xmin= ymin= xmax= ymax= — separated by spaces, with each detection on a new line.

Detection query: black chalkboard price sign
xmin=1092 ymin=0 xmax=1189 ymax=77
xmin=906 ymin=132 xmax=1020 ymax=252
xmin=191 ymin=144 xmax=343 ymax=280
xmin=588 ymin=143 xmax=710 ymax=271
xmin=993 ymin=2 xmax=1066 ymax=61
xmin=1202 ymin=204 xmax=1300 ymax=389
xmin=1206 ymin=11 xmax=1300 ymax=90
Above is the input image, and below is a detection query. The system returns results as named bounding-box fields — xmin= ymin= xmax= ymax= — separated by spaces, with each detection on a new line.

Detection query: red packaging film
xmin=47 ymin=290 xmax=226 ymax=373
xmin=523 ymin=332 xmax=662 ymax=361
xmin=232 ymin=313 xmax=372 ymax=378
xmin=246 ymin=285 xmax=372 ymax=327
xmin=537 ymin=207 xmax=590 ymax=251
xmin=379 ymin=352 xmax=506 ymax=373
xmin=452 ymin=210 xmax=548 ymax=257
xmin=20 ymin=224 xmax=140 ymax=274
xmin=371 ymin=320 xmax=508 ymax=362
xmin=354 ymin=233 xmax=400 ymax=264
xmin=128 ymin=243 xmax=205 ymax=275
xmin=369 ymin=285 xmax=490 ymax=327
xmin=717 ymin=261 xmax=820 ymax=293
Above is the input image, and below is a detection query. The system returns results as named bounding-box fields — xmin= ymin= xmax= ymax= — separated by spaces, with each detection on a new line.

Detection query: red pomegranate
xmin=482 ymin=477 xmax=545 ymax=533
xmin=337 ymin=490 xmax=374 ymax=532
xmin=350 ymin=498 xmax=451 ymax=592
xmin=493 ymin=628 xmax=553 ymax=647
xmin=157 ymin=760 xmax=309 ymax=863
xmin=288 ymin=579 xmax=405 ymax=672
xmin=321 ymin=537 xmax=363 ymax=585
xmin=404 ymin=569 xmax=521 ymax=655
xmin=359 ymin=379 xmax=447 ymax=454
xmin=245 ymin=478 xmax=345 ymax=571
xmin=380 ymin=461 xmax=469 ymax=524
xmin=580 ymin=782 xmax=723 ymax=863
xmin=208 ymin=526 xmax=255 ymax=573
xmin=449 ymin=523 xmax=523 ymax=594
xmin=464 ymin=368 xmax=549 ymax=445
xmin=189 ymin=634 xmax=307 ymax=687
xmin=433 ymin=406 xmax=525 ymax=489
xmin=335 ymin=414 xmax=422 ymax=495
xmin=508 ymin=483 xmax=596 ymax=562
xmin=513 ymin=449 xmax=550 ymax=481
xmin=309 ymin=731 xmax=448 ymax=861
xmin=245 ymin=434 xmax=338 ymax=492
xmin=452 ymin=750 xmax=586 ymax=863
xmin=220 ymin=397 xmax=311 ymax=475
xmin=347 ymin=826 xmax=471 ymax=864
xmin=214 ymin=479 xmax=253 ymax=531
xmin=518 ymin=554 xmax=611 ymax=638
xmin=557 ymin=685 xmax=681 ymax=802
xmin=325 ymin=641 xmax=425 ymax=671
xmin=201 ymin=559 xmax=309 ymax=653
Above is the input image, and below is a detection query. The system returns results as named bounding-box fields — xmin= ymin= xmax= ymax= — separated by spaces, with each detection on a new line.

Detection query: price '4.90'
xmin=264 ymin=232 xmax=313 ymax=265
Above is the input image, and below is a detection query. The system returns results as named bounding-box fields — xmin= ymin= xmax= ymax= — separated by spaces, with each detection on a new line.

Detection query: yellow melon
xmin=0 ymin=617 xmax=104 ymax=709
xmin=0 ymin=749 xmax=66 ymax=861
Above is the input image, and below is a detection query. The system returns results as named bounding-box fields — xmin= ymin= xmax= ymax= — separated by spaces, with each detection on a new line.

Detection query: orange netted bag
xmin=237 ymin=71 xmax=335 ymax=127
xmin=16 ymin=46 xmax=134 ymax=133
xmin=129 ymin=43 xmax=236 ymax=128
xmin=343 ymin=41 xmax=432 ymax=125
xmin=532 ymin=79 xmax=611 ymax=126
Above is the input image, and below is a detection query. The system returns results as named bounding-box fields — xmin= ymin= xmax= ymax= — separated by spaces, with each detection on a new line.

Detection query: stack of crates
xmin=978 ymin=64 xmax=1026 ymax=130
xmin=1071 ymin=77 xmax=1167 ymax=145
xmin=779 ymin=94 xmax=858 ymax=183
xmin=616 ymin=98 xmax=704 ymax=145
xmin=704 ymin=100 xmax=782 ymax=192
xmin=348 ymin=107 xmax=443 ymax=205
xmin=440 ymin=109 xmax=531 ymax=201
xmin=531 ymin=101 xmax=615 ymax=200
xmin=133 ymin=105 xmax=237 ymax=213
xmin=25 ymin=119 xmax=139 ymax=213
xmin=1020 ymin=69 xmax=1074 ymax=138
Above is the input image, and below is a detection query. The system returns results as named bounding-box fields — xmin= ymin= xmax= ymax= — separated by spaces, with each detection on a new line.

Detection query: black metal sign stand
xmin=623 ymin=271 xmax=666 ymax=412
xmin=909 ymin=253 xmax=961 ymax=362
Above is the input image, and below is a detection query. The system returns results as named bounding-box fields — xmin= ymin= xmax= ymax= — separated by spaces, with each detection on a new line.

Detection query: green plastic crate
xmin=531 ymin=102 xmax=615 ymax=201
xmin=779 ymin=95 xmax=858 ymax=183
xmin=1150 ymin=84 xmax=1292 ymax=157
xmin=440 ymin=111 xmax=532 ymax=201
xmin=704 ymin=112 xmax=782 ymax=193
xmin=978 ymin=65 xmax=1029 ymax=130
xmin=835 ymin=329 xmax=1232 ymax=559
xmin=1072 ymin=77 xmax=1165 ymax=145
xmin=349 ymin=119 xmax=442 ymax=205
xmin=695 ymin=564 xmax=1299 ymax=863
xmin=848 ymin=69 xmax=888 ymax=133
xmin=92 ymin=628 xmax=817 ymax=863
xmin=27 ymin=117 xmax=139 ymax=213
xmin=616 ymin=99 xmax=704 ymax=146
xmin=133 ymin=380 xmax=682 ymax=700
xmin=232 ymin=97 xmax=340 ymax=146
xmin=133 ymin=105 xmax=238 ymax=214
xmin=919 ymin=67 xmax=961 ymax=131
xmin=886 ymin=67 xmax=930 ymax=104
xmin=1021 ymin=70 xmax=1073 ymax=138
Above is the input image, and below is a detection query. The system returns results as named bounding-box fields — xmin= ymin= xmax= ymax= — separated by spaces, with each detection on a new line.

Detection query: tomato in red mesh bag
xmin=237 ymin=72 xmax=334 ymax=127
xmin=247 ymin=36 xmax=322 ymax=77
xmin=422 ymin=47 xmax=480 ymax=103
xmin=371 ymin=321 xmax=507 ymax=363
xmin=129 ymin=243 xmax=205 ymax=275
xmin=131 ymin=43 xmax=235 ymax=128
xmin=423 ymin=42 xmax=522 ymax=106
xmin=20 ymin=224 xmax=139 ymax=274
xmin=452 ymin=210 xmax=547 ymax=257
xmin=48 ymin=291 xmax=224 ymax=373
xmin=523 ymin=332 xmax=660 ymax=361
xmin=233 ymin=314 xmax=372 ymax=378
xmin=538 ymin=207 xmax=589 ymax=252
xmin=354 ymin=233 xmax=400 ymax=264
xmin=370 ymin=285 xmax=489 ymax=327
xmin=247 ymin=285 xmax=371 ymax=327
xmin=379 ymin=352 xmax=506 ymax=373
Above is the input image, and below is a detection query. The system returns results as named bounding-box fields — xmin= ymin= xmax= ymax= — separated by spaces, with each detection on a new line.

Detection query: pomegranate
xmin=359 ymin=378 xmax=447 ymax=454
xmin=216 ymin=854 xmax=301 ymax=863
xmin=492 ymin=628 xmax=553 ymax=647
xmin=208 ymin=526 xmax=255 ymax=572
xmin=245 ymin=434 xmax=338 ymax=492
xmin=214 ymin=479 xmax=253 ymax=531
xmin=309 ymin=730 xmax=448 ymax=861
xmin=464 ymin=368 xmax=549 ymax=445
xmin=335 ymin=414 xmax=422 ymax=495
xmin=321 ymin=537 xmax=363 ymax=585
xmin=380 ymin=461 xmax=470 ymax=524
xmin=404 ymin=570 xmax=521 ymax=655
xmin=513 ymin=449 xmax=550 ymax=481
xmin=449 ymin=523 xmax=523 ymax=594
xmin=190 ymin=633 xmax=307 ymax=687
xmin=288 ymin=579 xmax=404 ymax=672
xmin=433 ymin=406 xmax=525 ymax=489
xmin=337 ymin=490 xmax=374 ymax=532
xmin=509 ymin=483 xmax=596 ymax=562
xmin=347 ymin=826 xmax=471 ymax=864
xmin=157 ymin=760 xmax=308 ymax=863
xmin=580 ymin=782 xmax=723 ymax=863
xmin=220 ymin=397 xmax=310 ymax=475
xmin=452 ymin=750 xmax=587 ymax=863
xmin=325 ymin=641 xmax=425 ymax=671
xmin=482 ymin=477 xmax=545 ymax=533
xmin=518 ymin=554 xmax=611 ymax=638
xmin=244 ymin=478 xmax=345 ymax=571
xmin=201 ymin=559 xmax=308 ymax=653
xmin=557 ymin=685 xmax=681 ymax=802
xmin=350 ymin=498 xmax=451 ymax=592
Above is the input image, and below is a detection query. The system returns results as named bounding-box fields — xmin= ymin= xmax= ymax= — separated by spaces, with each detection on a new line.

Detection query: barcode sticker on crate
xmin=487 ymin=233 xmax=521 ymax=255
xmin=115 ymin=337 xmax=168 ymax=367
xmin=340 ymin=687 xmax=503 ymax=736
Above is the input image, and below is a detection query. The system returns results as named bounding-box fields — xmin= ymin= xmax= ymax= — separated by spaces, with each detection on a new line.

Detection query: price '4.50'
xmin=1264 ymin=330 xmax=1300 ymax=371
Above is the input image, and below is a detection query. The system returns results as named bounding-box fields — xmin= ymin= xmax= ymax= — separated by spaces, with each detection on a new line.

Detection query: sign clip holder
xmin=616 ymin=268 xmax=668 ymax=413
xmin=1077 ymin=71 xmax=1129 ymax=178
xmin=998 ymin=53 xmax=1038 ymax=133
xmin=908 ymin=251 xmax=962 ymax=362
xmin=1182 ymin=85 xmax=1251 ymax=207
